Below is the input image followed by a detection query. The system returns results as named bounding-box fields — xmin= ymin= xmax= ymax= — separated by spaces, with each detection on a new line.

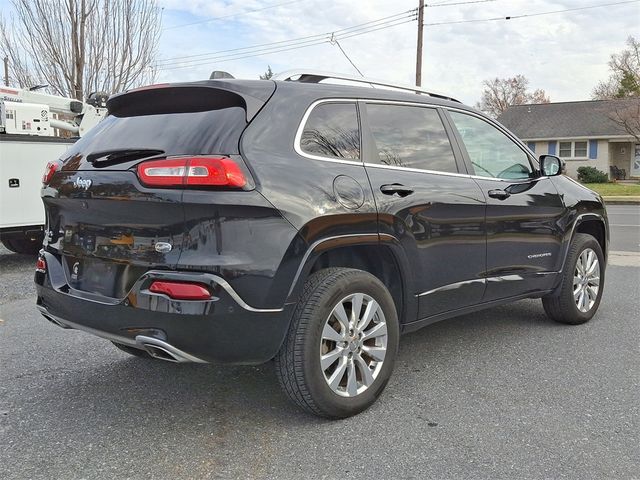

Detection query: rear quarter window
xmin=299 ymin=102 xmax=360 ymax=160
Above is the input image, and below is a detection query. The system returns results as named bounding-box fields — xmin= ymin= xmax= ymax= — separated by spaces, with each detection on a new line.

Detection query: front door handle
xmin=380 ymin=184 xmax=414 ymax=197
xmin=488 ymin=189 xmax=511 ymax=200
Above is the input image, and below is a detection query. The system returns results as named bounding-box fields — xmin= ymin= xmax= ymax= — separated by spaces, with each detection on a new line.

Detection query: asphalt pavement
xmin=0 ymin=205 xmax=638 ymax=479
xmin=607 ymin=204 xmax=640 ymax=253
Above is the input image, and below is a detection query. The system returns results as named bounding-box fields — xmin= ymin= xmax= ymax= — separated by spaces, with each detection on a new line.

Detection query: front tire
xmin=542 ymin=233 xmax=605 ymax=325
xmin=275 ymin=268 xmax=400 ymax=418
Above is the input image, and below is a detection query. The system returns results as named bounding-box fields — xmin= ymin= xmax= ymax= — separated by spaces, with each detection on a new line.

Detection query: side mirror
xmin=539 ymin=155 xmax=563 ymax=176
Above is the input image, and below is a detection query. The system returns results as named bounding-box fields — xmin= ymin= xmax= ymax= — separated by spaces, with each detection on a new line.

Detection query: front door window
xmin=448 ymin=111 xmax=533 ymax=180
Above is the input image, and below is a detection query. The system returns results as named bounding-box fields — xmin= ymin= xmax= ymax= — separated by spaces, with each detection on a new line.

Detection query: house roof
xmin=497 ymin=98 xmax=640 ymax=139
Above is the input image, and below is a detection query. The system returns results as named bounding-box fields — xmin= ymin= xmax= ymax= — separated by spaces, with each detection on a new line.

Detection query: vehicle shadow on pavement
xmin=36 ymin=299 xmax=555 ymax=425
xmin=0 ymin=249 xmax=35 ymax=269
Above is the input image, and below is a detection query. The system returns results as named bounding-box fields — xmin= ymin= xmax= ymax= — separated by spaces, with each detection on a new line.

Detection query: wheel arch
xmin=285 ymin=234 xmax=417 ymax=324
xmin=575 ymin=218 xmax=607 ymax=259
xmin=554 ymin=211 xmax=608 ymax=288
xmin=571 ymin=213 xmax=609 ymax=263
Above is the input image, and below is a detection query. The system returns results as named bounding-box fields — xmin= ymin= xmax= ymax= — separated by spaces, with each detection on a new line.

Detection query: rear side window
xmin=364 ymin=104 xmax=458 ymax=173
xmin=300 ymin=103 xmax=360 ymax=160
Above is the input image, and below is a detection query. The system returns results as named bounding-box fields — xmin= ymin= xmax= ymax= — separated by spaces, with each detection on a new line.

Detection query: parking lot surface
xmin=0 ymin=205 xmax=638 ymax=479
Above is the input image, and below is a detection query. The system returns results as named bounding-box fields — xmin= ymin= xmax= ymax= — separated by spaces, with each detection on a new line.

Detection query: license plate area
xmin=63 ymin=255 xmax=138 ymax=299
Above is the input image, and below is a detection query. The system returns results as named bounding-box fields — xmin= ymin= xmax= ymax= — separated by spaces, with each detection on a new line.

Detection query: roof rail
xmin=272 ymin=69 xmax=461 ymax=103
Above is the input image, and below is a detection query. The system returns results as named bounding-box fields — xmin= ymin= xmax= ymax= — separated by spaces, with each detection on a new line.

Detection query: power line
xmin=423 ymin=0 xmax=640 ymax=26
xmin=157 ymin=0 xmax=499 ymax=66
xmin=156 ymin=9 xmax=416 ymax=65
xmin=156 ymin=10 xmax=415 ymax=70
xmin=331 ymin=37 xmax=364 ymax=77
xmin=161 ymin=0 xmax=490 ymax=32
xmin=339 ymin=18 xmax=417 ymax=41
xmin=156 ymin=0 xmax=638 ymax=71
xmin=428 ymin=0 xmax=497 ymax=7
xmin=157 ymin=17 xmax=417 ymax=71
xmin=163 ymin=0 xmax=306 ymax=31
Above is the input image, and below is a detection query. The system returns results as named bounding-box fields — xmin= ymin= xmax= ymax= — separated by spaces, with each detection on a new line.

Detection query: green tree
xmin=259 ymin=65 xmax=273 ymax=80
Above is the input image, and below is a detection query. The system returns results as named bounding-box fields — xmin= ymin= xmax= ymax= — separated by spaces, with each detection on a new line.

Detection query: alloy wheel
xmin=319 ymin=293 xmax=388 ymax=397
xmin=573 ymin=248 xmax=600 ymax=313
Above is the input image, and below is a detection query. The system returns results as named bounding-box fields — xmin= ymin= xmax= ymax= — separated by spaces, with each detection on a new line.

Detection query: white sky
xmin=153 ymin=0 xmax=639 ymax=105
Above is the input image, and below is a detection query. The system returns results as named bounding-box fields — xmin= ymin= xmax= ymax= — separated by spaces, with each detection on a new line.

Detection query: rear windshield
xmin=63 ymin=107 xmax=246 ymax=162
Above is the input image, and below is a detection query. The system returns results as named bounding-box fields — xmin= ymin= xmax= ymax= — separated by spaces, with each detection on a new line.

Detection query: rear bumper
xmin=35 ymin=251 xmax=294 ymax=364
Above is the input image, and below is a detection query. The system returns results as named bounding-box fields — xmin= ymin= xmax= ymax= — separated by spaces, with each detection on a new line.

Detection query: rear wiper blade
xmin=86 ymin=148 xmax=165 ymax=166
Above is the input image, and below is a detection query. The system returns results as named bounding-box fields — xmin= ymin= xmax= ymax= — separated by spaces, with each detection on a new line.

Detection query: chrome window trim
xmin=364 ymin=162 xmax=473 ymax=179
xmin=295 ymin=98 xmax=470 ymax=178
xmin=294 ymin=98 xmax=363 ymax=163
xmin=295 ymin=98 xmax=547 ymax=182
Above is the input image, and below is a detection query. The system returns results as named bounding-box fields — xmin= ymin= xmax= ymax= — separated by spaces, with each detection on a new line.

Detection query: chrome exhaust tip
xmin=135 ymin=335 xmax=207 ymax=363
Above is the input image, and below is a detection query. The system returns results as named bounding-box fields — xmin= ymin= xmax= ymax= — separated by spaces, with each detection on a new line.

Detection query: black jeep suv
xmin=35 ymin=71 xmax=608 ymax=418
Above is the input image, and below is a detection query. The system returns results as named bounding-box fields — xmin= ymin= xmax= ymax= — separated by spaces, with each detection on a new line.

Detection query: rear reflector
xmin=35 ymin=257 xmax=46 ymax=273
xmin=42 ymin=160 xmax=61 ymax=185
xmin=149 ymin=281 xmax=212 ymax=300
xmin=137 ymin=157 xmax=246 ymax=188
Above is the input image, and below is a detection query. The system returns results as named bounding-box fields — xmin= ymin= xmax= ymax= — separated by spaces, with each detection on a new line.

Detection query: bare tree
xmin=609 ymin=101 xmax=640 ymax=143
xmin=593 ymin=36 xmax=640 ymax=99
xmin=476 ymin=75 xmax=550 ymax=118
xmin=0 ymin=0 xmax=162 ymax=100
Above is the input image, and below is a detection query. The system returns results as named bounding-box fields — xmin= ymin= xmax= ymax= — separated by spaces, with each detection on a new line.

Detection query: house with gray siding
xmin=498 ymin=99 xmax=640 ymax=179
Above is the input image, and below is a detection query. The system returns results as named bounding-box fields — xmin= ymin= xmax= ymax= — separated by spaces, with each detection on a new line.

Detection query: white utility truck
xmin=0 ymin=86 xmax=107 ymax=254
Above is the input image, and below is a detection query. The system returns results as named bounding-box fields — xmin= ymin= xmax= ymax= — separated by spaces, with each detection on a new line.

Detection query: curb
xmin=603 ymin=196 xmax=640 ymax=205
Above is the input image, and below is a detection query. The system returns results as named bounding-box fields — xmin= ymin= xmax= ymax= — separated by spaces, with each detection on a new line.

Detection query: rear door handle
xmin=380 ymin=184 xmax=414 ymax=197
xmin=488 ymin=189 xmax=511 ymax=200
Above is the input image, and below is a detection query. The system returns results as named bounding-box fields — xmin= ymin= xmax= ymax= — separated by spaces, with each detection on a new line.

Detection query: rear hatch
xmin=42 ymin=81 xmax=274 ymax=300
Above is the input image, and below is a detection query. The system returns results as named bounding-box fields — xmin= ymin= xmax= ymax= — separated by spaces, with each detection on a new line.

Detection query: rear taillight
xmin=149 ymin=281 xmax=211 ymax=300
xmin=136 ymin=157 xmax=246 ymax=188
xmin=42 ymin=160 xmax=61 ymax=185
xmin=35 ymin=256 xmax=46 ymax=273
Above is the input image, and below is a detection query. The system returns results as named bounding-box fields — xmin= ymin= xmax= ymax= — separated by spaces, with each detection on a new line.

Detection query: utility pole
xmin=3 ymin=56 xmax=8 ymax=86
xmin=415 ymin=0 xmax=424 ymax=87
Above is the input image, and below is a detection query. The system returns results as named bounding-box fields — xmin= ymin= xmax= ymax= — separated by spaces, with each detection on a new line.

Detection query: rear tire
xmin=542 ymin=233 xmax=605 ymax=325
xmin=275 ymin=267 xmax=399 ymax=419
xmin=1 ymin=237 xmax=42 ymax=255
xmin=112 ymin=342 xmax=150 ymax=358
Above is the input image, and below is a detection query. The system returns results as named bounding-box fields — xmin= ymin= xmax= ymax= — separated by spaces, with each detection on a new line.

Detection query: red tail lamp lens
xmin=42 ymin=160 xmax=61 ymax=185
xmin=137 ymin=157 xmax=246 ymax=188
xmin=149 ymin=281 xmax=211 ymax=300
xmin=35 ymin=257 xmax=46 ymax=273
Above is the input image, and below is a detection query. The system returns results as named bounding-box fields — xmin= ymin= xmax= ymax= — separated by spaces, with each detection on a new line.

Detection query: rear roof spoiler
xmin=107 ymin=81 xmax=276 ymax=121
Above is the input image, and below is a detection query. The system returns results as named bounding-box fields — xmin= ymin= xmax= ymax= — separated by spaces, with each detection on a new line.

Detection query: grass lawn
xmin=583 ymin=182 xmax=640 ymax=196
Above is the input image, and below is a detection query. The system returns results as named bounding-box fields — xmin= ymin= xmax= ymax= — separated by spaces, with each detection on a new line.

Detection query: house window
xmin=559 ymin=142 xmax=572 ymax=157
xmin=574 ymin=141 xmax=588 ymax=157
xmin=558 ymin=140 xmax=589 ymax=159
